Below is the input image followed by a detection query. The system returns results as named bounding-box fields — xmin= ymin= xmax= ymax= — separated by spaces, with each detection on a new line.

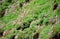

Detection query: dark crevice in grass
xmin=54 ymin=0 xmax=56 ymax=3
xmin=51 ymin=33 xmax=60 ymax=39
xmin=17 ymin=26 xmax=21 ymax=30
xmin=11 ymin=35 xmax=15 ymax=39
xmin=33 ymin=33 xmax=39 ymax=39
xmin=0 ymin=10 xmax=5 ymax=18
xmin=19 ymin=0 xmax=30 ymax=8
xmin=25 ymin=0 xmax=30 ymax=3
xmin=45 ymin=21 xmax=49 ymax=25
xmin=21 ymin=23 xmax=30 ymax=31
xmin=21 ymin=20 xmax=33 ymax=30
xmin=7 ymin=0 xmax=12 ymax=3
xmin=0 ymin=31 xmax=3 ymax=37
xmin=0 ymin=3 xmax=2 ymax=5
xmin=17 ymin=20 xmax=32 ymax=30
xmin=40 ymin=19 xmax=44 ymax=26
xmin=53 ymin=3 xmax=58 ymax=10
xmin=34 ymin=16 xmax=38 ymax=19
xmin=19 ymin=3 xmax=23 ymax=8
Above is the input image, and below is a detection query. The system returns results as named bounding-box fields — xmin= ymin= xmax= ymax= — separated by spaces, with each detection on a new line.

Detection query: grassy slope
xmin=0 ymin=0 xmax=60 ymax=39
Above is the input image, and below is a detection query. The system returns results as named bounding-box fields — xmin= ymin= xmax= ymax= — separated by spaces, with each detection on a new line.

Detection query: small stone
xmin=15 ymin=35 xmax=18 ymax=39
xmin=3 ymin=30 xmax=8 ymax=37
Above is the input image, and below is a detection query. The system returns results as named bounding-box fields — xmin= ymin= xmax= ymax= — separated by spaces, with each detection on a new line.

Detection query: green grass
xmin=0 ymin=0 xmax=60 ymax=39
